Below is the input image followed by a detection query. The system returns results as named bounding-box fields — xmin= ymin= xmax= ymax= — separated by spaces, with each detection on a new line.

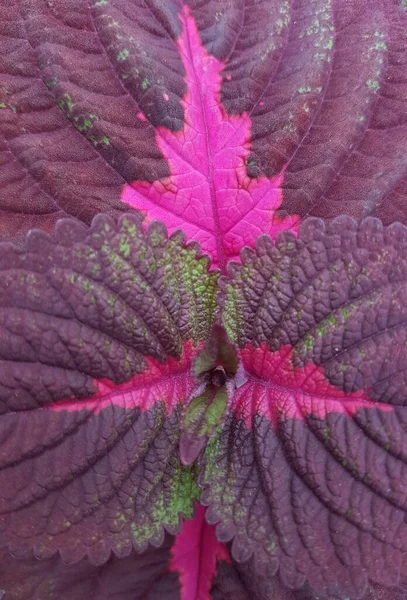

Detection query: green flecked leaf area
xmin=200 ymin=427 xmax=225 ymax=503
xmin=151 ymin=226 xmax=219 ymax=345
xmin=180 ymin=388 xmax=228 ymax=466
xmin=184 ymin=389 xmax=214 ymax=433
xmin=93 ymin=213 xmax=219 ymax=348
xmin=220 ymin=218 xmax=407 ymax=398
xmin=130 ymin=461 xmax=201 ymax=548
xmin=184 ymin=387 xmax=228 ymax=438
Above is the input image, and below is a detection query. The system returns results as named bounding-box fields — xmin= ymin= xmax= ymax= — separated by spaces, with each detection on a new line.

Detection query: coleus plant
xmin=0 ymin=0 xmax=406 ymax=599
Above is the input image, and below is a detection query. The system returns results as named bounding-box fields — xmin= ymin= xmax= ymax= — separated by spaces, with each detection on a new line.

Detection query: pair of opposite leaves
xmin=1 ymin=2 xmax=407 ymax=597
xmin=1 ymin=211 xmax=407 ymax=600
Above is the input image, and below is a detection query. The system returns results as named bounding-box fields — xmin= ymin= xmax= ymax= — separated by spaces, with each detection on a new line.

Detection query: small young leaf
xmin=180 ymin=387 xmax=228 ymax=466
xmin=180 ymin=324 xmax=238 ymax=465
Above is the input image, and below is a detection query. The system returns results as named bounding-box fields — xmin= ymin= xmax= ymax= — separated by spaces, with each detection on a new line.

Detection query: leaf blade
xmin=203 ymin=217 xmax=407 ymax=598
xmin=0 ymin=213 xmax=218 ymax=564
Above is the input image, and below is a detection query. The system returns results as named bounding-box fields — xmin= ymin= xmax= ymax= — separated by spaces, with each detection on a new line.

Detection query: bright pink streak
xmin=121 ymin=6 xmax=299 ymax=271
xmin=49 ymin=342 xmax=196 ymax=415
xmin=170 ymin=504 xmax=231 ymax=600
xmin=237 ymin=344 xmax=392 ymax=428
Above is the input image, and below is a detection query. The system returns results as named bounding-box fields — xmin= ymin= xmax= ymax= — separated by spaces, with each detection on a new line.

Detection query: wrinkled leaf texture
xmin=203 ymin=216 xmax=407 ymax=598
xmin=0 ymin=0 xmax=407 ymax=599
xmin=0 ymin=212 xmax=218 ymax=565
xmin=1 ymin=214 xmax=407 ymax=600
xmin=0 ymin=0 xmax=406 ymax=245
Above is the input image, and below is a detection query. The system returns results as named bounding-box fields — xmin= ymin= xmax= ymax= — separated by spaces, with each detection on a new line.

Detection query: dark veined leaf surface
xmin=0 ymin=506 xmax=233 ymax=600
xmin=1 ymin=0 xmax=406 ymax=247
xmin=212 ymin=557 xmax=407 ymax=600
xmin=201 ymin=217 xmax=407 ymax=598
xmin=1 ymin=215 xmax=407 ymax=599
xmin=2 ymin=523 xmax=406 ymax=600
xmin=0 ymin=535 xmax=181 ymax=600
xmin=1 ymin=0 xmax=407 ymax=595
xmin=0 ymin=212 xmax=218 ymax=564
xmin=3 ymin=504 xmax=403 ymax=600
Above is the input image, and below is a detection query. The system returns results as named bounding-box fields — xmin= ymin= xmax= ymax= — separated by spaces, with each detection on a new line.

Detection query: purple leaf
xmin=0 ymin=212 xmax=218 ymax=564
xmin=2 ymin=213 xmax=407 ymax=598
xmin=212 ymin=558 xmax=407 ymax=600
xmin=0 ymin=0 xmax=185 ymax=242
xmin=0 ymin=536 xmax=180 ymax=600
xmin=202 ymin=217 xmax=407 ymax=598
xmin=189 ymin=0 xmax=407 ymax=224
xmin=1 ymin=0 xmax=407 ymax=596
xmin=1 ymin=1 xmax=406 ymax=248
xmin=2 ymin=542 xmax=404 ymax=600
xmin=122 ymin=4 xmax=299 ymax=270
